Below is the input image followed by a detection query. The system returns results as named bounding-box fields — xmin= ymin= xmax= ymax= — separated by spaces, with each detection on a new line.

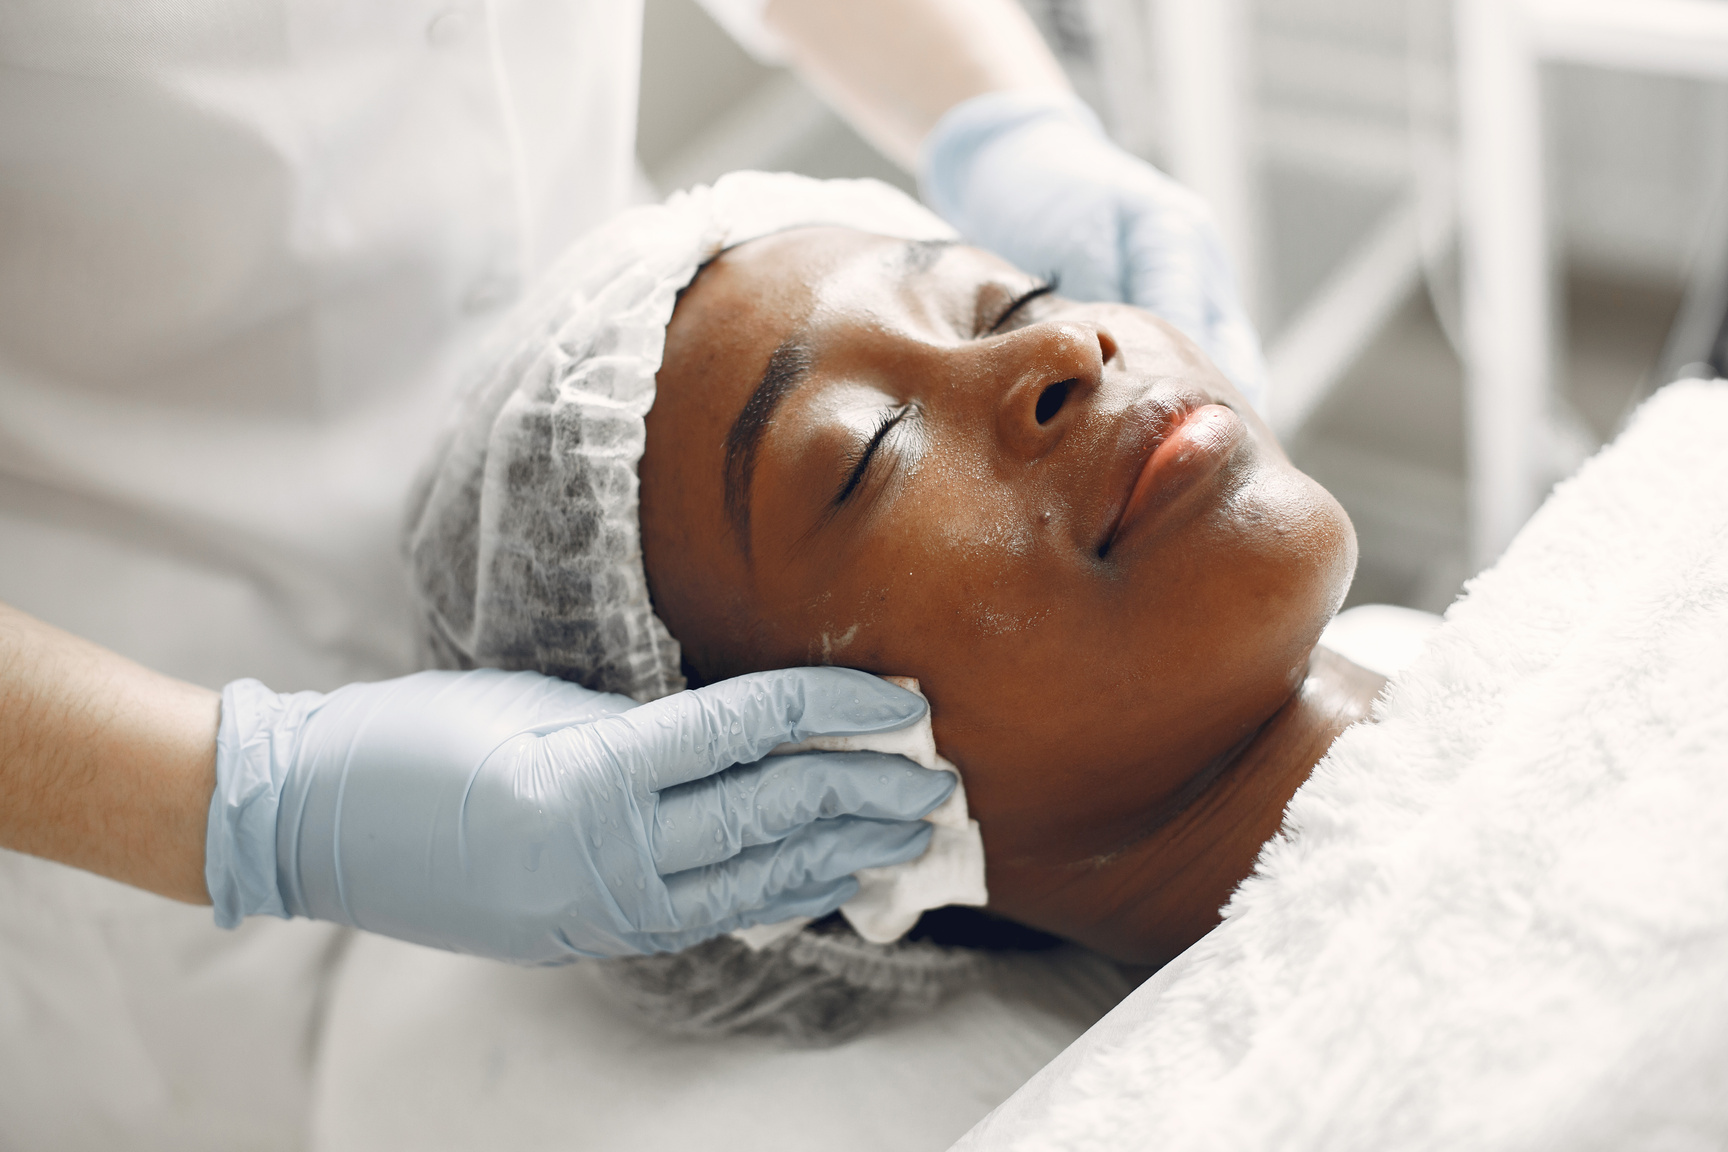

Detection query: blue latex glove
xmin=921 ymin=89 xmax=1268 ymax=412
xmin=205 ymin=666 xmax=954 ymax=964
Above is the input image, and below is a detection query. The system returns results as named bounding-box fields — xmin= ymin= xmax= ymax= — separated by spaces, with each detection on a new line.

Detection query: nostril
xmin=1035 ymin=380 xmax=1071 ymax=425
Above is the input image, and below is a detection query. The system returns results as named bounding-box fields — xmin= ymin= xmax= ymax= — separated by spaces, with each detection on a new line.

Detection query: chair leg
xmin=1457 ymin=0 xmax=1553 ymax=567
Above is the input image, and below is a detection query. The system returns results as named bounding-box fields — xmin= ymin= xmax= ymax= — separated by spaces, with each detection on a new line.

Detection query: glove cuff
xmin=205 ymin=678 xmax=315 ymax=928
xmin=919 ymin=89 xmax=1107 ymax=224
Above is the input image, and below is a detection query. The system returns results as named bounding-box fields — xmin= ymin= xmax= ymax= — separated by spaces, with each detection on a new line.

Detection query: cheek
xmin=1108 ymin=465 xmax=1352 ymax=725
xmin=924 ymin=468 xmax=1354 ymax=852
xmin=915 ymin=475 xmax=1053 ymax=638
xmin=799 ymin=482 xmax=1054 ymax=665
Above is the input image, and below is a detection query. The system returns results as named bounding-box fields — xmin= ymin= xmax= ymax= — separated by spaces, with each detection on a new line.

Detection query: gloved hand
xmin=205 ymin=666 xmax=954 ymax=964
xmin=920 ymin=89 xmax=1268 ymax=412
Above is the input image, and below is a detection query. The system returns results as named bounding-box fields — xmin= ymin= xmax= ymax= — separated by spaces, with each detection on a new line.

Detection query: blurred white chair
xmin=1146 ymin=0 xmax=1439 ymax=446
xmin=1456 ymin=0 xmax=1728 ymax=565
xmin=1150 ymin=0 xmax=1261 ymax=324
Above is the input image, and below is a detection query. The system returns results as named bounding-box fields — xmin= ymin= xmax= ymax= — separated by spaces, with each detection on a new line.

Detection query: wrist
xmin=919 ymin=89 xmax=1106 ymax=222
xmin=206 ymin=678 xmax=319 ymax=928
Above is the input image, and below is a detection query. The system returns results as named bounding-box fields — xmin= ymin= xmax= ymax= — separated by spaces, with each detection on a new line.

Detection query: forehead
xmin=715 ymin=225 xmax=953 ymax=282
xmin=663 ymin=226 xmax=1015 ymax=408
xmin=692 ymin=226 xmax=932 ymax=330
xmin=663 ymin=228 xmax=882 ymax=395
xmin=643 ymin=227 xmax=930 ymax=668
xmin=658 ymin=230 xmax=932 ymax=439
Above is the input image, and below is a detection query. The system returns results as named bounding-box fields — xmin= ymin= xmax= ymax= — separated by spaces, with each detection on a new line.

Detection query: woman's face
xmin=641 ymin=227 xmax=1355 ymax=877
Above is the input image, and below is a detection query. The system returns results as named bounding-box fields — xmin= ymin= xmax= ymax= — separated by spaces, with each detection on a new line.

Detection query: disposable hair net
xmin=404 ymin=172 xmax=957 ymax=701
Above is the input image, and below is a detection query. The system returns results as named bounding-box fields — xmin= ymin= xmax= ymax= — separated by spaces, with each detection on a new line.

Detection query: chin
xmin=1220 ymin=468 xmax=1359 ymax=687
xmin=1307 ymin=481 xmax=1360 ymax=622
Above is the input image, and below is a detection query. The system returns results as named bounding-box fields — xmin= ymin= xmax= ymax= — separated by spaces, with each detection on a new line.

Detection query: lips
xmin=1096 ymin=392 xmax=1244 ymax=556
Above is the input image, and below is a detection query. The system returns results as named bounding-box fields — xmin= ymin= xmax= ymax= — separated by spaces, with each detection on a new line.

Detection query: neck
xmin=999 ymin=645 xmax=1386 ymax=966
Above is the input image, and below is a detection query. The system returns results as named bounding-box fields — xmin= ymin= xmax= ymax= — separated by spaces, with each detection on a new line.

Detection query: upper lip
xmin=1093 ymin=385 xmax=1214 ymax=556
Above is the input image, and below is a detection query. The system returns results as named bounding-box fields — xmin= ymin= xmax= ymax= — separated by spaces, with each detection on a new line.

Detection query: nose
xmin=992 ymin=321 xmax=1118 ymax=460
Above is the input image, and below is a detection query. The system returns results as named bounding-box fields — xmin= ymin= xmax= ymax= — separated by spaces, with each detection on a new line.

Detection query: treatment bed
xmin=307 ymin=932 xmax=1128 ymax=1151
xmin=314 ymin=381 xmax=1725 ymax=1150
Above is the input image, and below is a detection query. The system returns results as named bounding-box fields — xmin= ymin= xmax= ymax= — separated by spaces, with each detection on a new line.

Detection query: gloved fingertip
xmin=857 ymin=683 xmax=929 ymax=730
xmin=911 ymin=769 xmax=959 ymax=819
xmin=885 ymin=824 xmax=936 ymax=871
xmin=836 ymin=753 xmax=958 ymax=820
xmin=834 ymin=818 xmax=934 ymax=874
xmin=791 ymin=666 xmax=929 ymax=735
xmin=897 ymin=818 xmax=937 ymax=854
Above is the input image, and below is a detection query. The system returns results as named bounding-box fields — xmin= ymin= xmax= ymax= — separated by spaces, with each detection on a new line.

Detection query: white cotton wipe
xmin=732 ymin=677 xmax=988 ymax=949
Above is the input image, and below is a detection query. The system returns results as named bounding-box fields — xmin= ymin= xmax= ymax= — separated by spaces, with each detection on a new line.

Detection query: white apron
xmin=0 ymin=3 xmax=642 ymax=1147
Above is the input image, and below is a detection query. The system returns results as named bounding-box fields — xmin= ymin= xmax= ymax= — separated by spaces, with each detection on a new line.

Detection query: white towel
xmin=733 ymin=677 xmax=987 ymax=949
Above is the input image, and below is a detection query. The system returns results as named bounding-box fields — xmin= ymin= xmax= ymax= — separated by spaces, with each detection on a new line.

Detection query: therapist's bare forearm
xmin=766 ymin=0 xmax=1069 ymax=169
xmin=0 ymin=602 xmax=217 ymax=904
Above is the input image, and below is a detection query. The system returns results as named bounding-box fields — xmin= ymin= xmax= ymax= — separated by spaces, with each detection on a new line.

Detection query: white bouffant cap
xmin=405 ymin=172 xmax=957 ymax=701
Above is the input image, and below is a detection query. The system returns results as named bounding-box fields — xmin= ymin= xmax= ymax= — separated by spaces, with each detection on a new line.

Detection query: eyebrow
xmin=899 ymin=237 xmax=957 ymax=275
xmin=719 ymin=238 xmax=955 ymax=557
xmin=724 ymin=336 xmax=813 ymax=558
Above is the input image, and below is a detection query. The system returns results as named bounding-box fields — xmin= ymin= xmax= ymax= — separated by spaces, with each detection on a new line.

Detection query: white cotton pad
xmin=732 ymin=677 xmax=988 ymax=949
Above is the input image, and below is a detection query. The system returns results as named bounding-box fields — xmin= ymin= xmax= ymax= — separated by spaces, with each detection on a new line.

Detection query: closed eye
xmin=835 ymin=406 xmax=910 ymax=505
xmin=988 ymin=279 xmax=1057 ymax=334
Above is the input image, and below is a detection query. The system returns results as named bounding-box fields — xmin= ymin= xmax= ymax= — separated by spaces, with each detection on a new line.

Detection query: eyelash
xmin=988 ymin=277 xmax=1058 ymax=334
xmin=835 ymin=406 xmax=910 ymax=505
xmin=827 ymin=279 xmax=1055 ymax=510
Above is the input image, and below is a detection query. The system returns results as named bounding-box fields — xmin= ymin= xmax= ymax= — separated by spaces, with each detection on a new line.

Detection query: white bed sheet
xmin=948 ymin=942 xmax=1201 ymax=1151
xmin=0 ymin=849 xmax=348 ymax=1152
xmin=309 ymin=932 xmax=1131 ymax=1152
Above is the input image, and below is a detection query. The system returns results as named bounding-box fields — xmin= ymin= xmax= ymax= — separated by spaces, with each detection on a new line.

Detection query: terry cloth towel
xmin=983 ymin=379 xmax=1728 ymax=1152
